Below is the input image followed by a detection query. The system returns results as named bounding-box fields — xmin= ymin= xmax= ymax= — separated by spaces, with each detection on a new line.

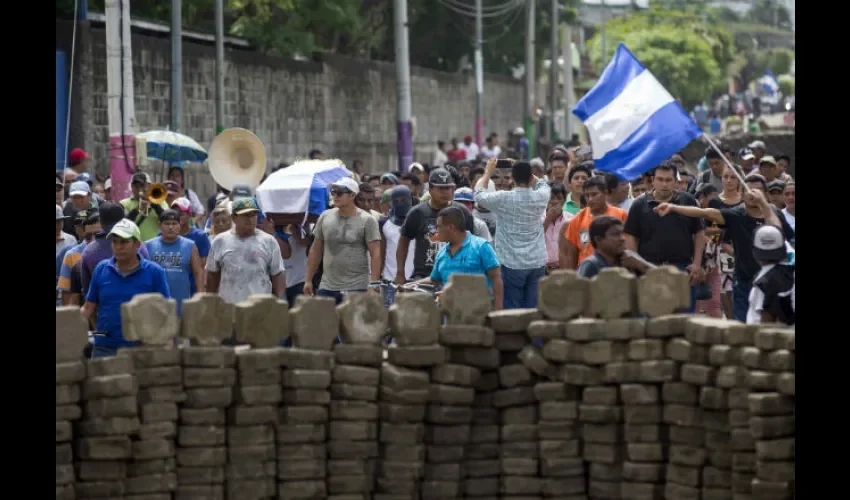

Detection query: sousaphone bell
xmin=207 ymin=128 xmax=267 ymax=191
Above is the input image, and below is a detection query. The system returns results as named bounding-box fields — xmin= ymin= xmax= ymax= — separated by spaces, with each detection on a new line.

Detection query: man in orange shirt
xmin=560 ymin=176 xmax=628 ymax=270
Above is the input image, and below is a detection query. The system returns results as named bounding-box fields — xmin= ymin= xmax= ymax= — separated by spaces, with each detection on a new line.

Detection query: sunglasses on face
xmin=331 ymin=190 xmax=351 ymax=197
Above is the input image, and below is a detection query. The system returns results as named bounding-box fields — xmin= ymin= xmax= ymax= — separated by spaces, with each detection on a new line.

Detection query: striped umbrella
xmin=137 ymin=130 xmax=208 ymax=166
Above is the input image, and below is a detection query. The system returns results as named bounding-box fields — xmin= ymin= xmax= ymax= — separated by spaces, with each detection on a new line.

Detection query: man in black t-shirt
xmin=623 ymin=162 xmax=706 ymax=313
xmin=654 ymin=175 xmax=794 ymax=322
xmin=396 ymin=168 xmax=476 ymax=282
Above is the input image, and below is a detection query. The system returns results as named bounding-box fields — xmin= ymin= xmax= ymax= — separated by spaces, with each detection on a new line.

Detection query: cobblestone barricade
xmin=56 ymin=267 xmax=795 ymax=500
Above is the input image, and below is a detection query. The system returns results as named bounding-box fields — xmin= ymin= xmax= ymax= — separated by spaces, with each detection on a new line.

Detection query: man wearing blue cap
xmin=379 ymin=185 xmax=415 ymax=307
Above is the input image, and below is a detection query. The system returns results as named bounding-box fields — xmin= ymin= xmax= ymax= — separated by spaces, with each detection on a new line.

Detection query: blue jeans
xmin=501 ymin=266 xmax=546 ymax=310
xmin=91 ymin=344 xmax=119 ymax=358
xmin=732 ymin=278 xmax=752 ymax=322
xmin=286 ymin=282 xmax=304 ymax=307
xmin=383 ymin=285 xmax=396 ymax=308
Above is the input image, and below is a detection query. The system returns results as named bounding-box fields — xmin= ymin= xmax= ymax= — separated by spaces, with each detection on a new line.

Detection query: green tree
xmin=746 ymin=0 xmax=792 ymax=30
xmin=585 ymin=9 xmax=728 ymax=108
xmin=777 ymin=75 xmax=794 ymax=96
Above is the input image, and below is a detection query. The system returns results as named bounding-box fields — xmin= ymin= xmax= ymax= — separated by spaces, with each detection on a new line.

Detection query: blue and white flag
xmin=572 ymin=44 xmax=703 ymax=181
xmin=761 ymin=70 xmax=780 ymax=96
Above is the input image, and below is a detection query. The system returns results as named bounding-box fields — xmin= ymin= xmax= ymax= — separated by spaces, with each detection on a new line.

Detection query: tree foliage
xmin=585 ymin=8 xmax=729 ymax=108
xmin=56 ymin=0 xmax=580 ymax=78
xmin=746 ymin=0 xmax=792 ymax=30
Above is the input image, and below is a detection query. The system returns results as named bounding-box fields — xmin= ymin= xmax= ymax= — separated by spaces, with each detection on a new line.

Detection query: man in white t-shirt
xmin=480 ymin=133 xmax=502 ymax=159
xmin=380 ymin=186 xmax=416 ymax=307
xmin=458 ymin=134 xmax=480 ymax=159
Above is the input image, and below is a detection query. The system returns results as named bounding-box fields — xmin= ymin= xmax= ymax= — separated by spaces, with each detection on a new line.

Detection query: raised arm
xmin=655 ymin=203 xmax=725 ymax=225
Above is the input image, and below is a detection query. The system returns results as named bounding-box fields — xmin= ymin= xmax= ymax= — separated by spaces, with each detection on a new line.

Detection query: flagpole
xmin=700 ymin=133 xmax=751 ymax=193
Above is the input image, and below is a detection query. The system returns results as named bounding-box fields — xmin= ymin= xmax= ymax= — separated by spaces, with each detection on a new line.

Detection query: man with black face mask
xmin=379 ymin=185 xmax=415 ymax=307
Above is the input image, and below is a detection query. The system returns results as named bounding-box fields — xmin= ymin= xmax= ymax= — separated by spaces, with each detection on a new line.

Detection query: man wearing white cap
xmin=747 ymin=225 xmax=794 ymax=326
xmin=62 ymin=180 xmax=98 ymax=234
xmin=81 ymin=219 xmax=171 ymax=358
xmin=304 ymin=177 xmax=382 ymax=303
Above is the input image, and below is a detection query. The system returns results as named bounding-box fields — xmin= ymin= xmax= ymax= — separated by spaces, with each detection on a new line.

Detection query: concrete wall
xmin=57 ymin=20 xmax=524 ymax=198
xmin=56 ymin=268 xmax=796 ymax=500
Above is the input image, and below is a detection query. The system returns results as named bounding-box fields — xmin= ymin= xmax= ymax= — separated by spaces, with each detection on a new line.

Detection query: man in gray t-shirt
xmin=314 ymin=208 xmax=381 ymax=292
xmin=304 ymin=177 xmax=382 ymax=303
xmin=206 ymin=198 xmax=286 ymax=304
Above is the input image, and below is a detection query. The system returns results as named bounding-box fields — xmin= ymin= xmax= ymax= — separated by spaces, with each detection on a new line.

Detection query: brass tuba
xmin=146 ymin=183 xmax=168 ymax=205
xmin=207 ymin=128 xmax=267 ymax=191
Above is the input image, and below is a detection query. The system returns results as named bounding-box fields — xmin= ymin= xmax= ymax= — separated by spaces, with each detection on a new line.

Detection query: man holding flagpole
xmin=570 ymin=43 xmax=710 ymax=313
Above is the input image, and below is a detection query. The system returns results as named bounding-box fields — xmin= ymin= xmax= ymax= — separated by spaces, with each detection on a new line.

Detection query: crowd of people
xmin=56 ymin=135 xmax=795 ymax=358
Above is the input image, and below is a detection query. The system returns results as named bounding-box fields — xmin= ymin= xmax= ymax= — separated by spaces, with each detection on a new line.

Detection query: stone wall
xmin=680 ymin=133 xmax=797 ymax=179
xmin=56 ymin=268 xmax=795 ymax=500
xmin=57 ymin=19 xmax=524 ymax=197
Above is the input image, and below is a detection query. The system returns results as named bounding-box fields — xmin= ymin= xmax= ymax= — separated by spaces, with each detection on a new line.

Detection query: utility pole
xmin=170 ymin=0 xmax=182 ymax=132
xmin=393 ymin=0 xmax=413 ymax=173
xmin=474 ymin=0 xmax=484 ymax=147
xmin=548 ymin=0 xmax=559 ymax=142
xmin=562 ymin=23 xmax=574 ymax=140
xmin=105 ymin=0 xmax=137 ymax=202
xmin=600 ymin=0 xmax=606 ymax=65
xmin=524 ymin=0 xmax=536 ymax=158
xmin=214 ymin=0 xmax=224 ymax=134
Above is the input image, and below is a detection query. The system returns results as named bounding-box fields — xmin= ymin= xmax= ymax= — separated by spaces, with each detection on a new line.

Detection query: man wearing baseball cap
xmin=303 ymin=177 xmax=381 ymax=303
xmin=80 ymin=201 xmax=151 ymax=296
xmin=62 ymin=180 xmax=99 ymax=234
xmin=206 ymin=197 xmax=286 ymax=306
xmin=56 ymin=205 xmax=77 ymax=255
xmin=64 ymin=147 xmax=91 ymax=180
xmin=396 ymin=168 xmax=478 ymax=286
xmin=121 ymin=171 xmax=169 ymax=242
xmin=746 ymin=225 xmax=795 ymax=325
xmin=81 ymin=218 xmax=171 ymax=358
xmin=738 ymin=148 xmax=756 ymax=174
xmin=57 ymin=210 xmax=101 ymax=306
xmin=146 ymin=210 xmax=204 ymax=316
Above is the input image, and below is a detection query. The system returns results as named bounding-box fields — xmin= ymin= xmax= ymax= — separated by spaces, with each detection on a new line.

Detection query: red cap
xmin=464 ymin=135 xmax=473 ymax=141
xmin=69 ymin=148 xmax=90 ymax=164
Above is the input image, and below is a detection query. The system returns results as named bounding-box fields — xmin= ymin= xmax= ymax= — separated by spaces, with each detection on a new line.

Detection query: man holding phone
xmin=474 ymin=158 xmax=550 ymax=309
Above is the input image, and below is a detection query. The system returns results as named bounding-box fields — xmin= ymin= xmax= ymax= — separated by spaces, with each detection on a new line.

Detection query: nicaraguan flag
xmin=572 ymin=43 xmax=703 ymax=181
xmin=762 ymin=70 xmax=780 ymax=96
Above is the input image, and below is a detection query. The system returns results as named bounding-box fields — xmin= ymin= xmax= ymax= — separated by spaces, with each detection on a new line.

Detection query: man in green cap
xmin=81 ymin=218 xmax=172 ymax=358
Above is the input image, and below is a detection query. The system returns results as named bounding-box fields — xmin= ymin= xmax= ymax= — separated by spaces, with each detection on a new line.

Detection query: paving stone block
xmin=527 ymin=320 xmax=565 ymax=340
xmin=498 ymin=364 xmax=535 ymax=388
xmin=279 ymin=347 xmax=335 ymax=370
xmin=638 ymin=266 xmax=691 ymax=316
xmin=542 ymin=339 xmax=580 ymax=363
xmin=56 ymin=360 xmax=87 ymax=384
xmin=136 ymin=366 xmax=183 ymax=388
xmin=336 ymin=291 xmax=388 ymax=344
xmin=537 ymin=270 xmax=588 ymax=320
xmin=181 ymin=346 xmax=236 ymax=368
xmin=645 ymin=314 xmax=689 ymax=338
xmin=180 ymin=407 xmax=226 ymax=425
xmin=448 ymin=346 xmax=501 ymax=368
xmin=588 ymin=267 xmax=637 ymax=319
xmin=621 ymin=384 xmax=660 ymax=405
xmin=333 ymin=343 xmax=385 ymax=366
xmin=387 ymin=345 xmax=447 ymax=367
xmin=628 ymin=339 xmax=666 ymax=361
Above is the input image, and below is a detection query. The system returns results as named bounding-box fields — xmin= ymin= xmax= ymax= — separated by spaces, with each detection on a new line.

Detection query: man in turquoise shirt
xmin=410 ymin=206 xmax=504 ymax=310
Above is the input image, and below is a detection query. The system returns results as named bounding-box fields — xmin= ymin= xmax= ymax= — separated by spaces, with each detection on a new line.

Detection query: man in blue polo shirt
xmin=81 ymin=219 xmax=171 ymax=358
xmin=409 ymin=206 xmax=504 ymax=310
